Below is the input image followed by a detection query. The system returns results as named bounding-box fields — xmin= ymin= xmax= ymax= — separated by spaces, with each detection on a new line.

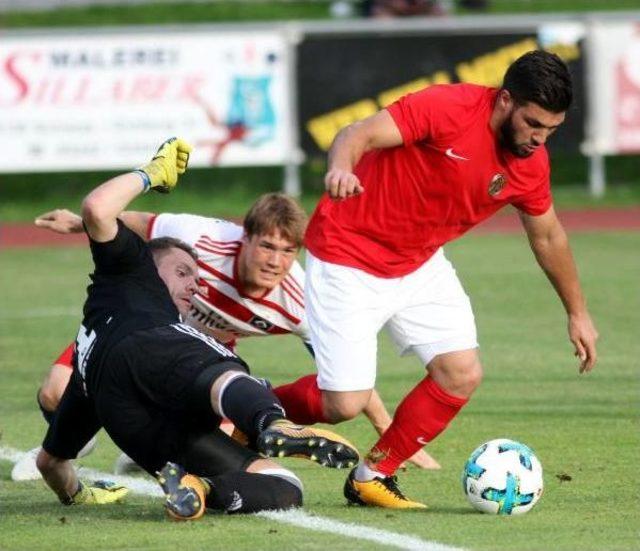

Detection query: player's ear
xmin=497 ymin=89 xmax=513 ymax=111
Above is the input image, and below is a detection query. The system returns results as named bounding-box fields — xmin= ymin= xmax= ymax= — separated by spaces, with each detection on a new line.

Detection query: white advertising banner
xmin=0 ymin=30 xmax=292 ymax=172
xmin=590 ymin=22 xmax=640 ymax=155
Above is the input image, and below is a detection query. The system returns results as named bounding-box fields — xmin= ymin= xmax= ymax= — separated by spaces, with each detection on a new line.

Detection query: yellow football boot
xmin=257 ymin=419 xmax=359 ymax=469
xmin=157 ymin=462 xmax=208 ymax=521
xmin=344 ymin=467 xmax=427 ymax=509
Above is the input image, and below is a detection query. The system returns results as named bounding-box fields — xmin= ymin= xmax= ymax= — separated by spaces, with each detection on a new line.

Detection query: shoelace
xmin=377 ymin=475 xmax=408 ymax=499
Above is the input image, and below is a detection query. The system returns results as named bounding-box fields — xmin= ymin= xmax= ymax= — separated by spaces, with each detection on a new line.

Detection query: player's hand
xmin=69 ymin=480 xmax=129 ymax=505
xmin=35 ymin=209 xmax=83 ymax=234
xmin=401 ymin=449 xmax=441 ymax=470
xmin=568 ymin=311 xmax=599 ymax=373
xmin=138 ymin=137 xmax=193 ymax=193
xmin=324 ymin=168 xmax=364 ymax=200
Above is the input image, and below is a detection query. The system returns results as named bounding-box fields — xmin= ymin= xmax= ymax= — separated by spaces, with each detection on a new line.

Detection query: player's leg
xmin=158 ymin=428 xmax=303 ymax=520
xmin=279 ymin=253 xmax=388 ymax=425
xmin=101 ymin=326 xmax=357 ymax=473
xmin=208 ymin=369 xmax=359 ymax=468
xmin=156 ymin=323 xmax=358 ymax=467
xmin=369 ymin=352 xmax=481 ymax=474
xmin=346 ymin=249 xmax=480 ymax=508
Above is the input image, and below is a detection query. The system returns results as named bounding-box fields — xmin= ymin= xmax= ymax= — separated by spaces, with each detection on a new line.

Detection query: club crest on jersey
xmin=488 ymin=173 xmax=506 ymax=196
xmin=249 ymin=315 xmax=274 ymax=332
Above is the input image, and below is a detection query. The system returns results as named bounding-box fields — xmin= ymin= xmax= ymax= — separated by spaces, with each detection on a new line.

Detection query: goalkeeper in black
xmin=36 ymin=138 xmax=359 ymax=520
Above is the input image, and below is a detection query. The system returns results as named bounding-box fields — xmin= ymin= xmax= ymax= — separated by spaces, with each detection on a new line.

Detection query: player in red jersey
xmin=279 ymin=50 xmax=599 ymax=508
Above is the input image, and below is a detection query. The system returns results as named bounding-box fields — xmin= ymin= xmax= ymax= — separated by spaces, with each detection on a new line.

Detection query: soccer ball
xmin=462 ymin=438 xmax=543 ymax=515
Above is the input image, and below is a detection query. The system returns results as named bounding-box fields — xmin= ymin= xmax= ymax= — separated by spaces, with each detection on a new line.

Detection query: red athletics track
xmin=1 ymin=207 xmax=639 ymax=249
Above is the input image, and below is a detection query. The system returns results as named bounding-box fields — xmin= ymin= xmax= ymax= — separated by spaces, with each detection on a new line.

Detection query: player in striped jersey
xmin=12 ymin=196 xmax=439 ymax=482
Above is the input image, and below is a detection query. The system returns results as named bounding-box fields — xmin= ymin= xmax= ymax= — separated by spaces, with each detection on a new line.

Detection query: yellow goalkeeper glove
xmin=135 ymin=137 xmax=193 ymax=194
xmin=64 ymin=480 xmax=129 ymax=505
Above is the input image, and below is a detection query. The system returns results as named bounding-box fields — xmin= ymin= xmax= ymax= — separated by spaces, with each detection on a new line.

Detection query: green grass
xmin=1 ymin=231 xmax=638 ymax=550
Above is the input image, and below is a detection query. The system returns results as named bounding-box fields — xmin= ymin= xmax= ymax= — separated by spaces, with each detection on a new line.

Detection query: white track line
xmin=0 ymin=446 xmax=466 ymax=551
xmin=258 ymin=508 xmax=464 ymax=551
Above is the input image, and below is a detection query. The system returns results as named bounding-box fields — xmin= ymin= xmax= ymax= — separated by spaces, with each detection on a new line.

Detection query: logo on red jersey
xmin=445 ymin=148 xmax=469 ymax=161
xmin=488 ymin=173 xmax=506 ymax=196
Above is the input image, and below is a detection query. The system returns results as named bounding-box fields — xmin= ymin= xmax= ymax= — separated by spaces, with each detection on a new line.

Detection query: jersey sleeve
xmin=89 ymin=219 xmax=152 ymax=276
xmin=387 ymin=84 xmax=481 ymax=146
xmin=150 ymin=213 xmax=229 ymax=247
xmin=54 ymin=342 xmax=75 ymax=369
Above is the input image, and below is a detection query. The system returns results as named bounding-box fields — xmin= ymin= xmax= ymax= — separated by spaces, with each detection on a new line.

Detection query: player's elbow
xmin=80 ymin=195 xmax=109 ymax=227
xmin=332 ymin=122 xmax=372 ymax=156
xmin=80 ymin=193 xmax=103 ymax=223
xmin=38 ymin=385 xmax=61 ymax=413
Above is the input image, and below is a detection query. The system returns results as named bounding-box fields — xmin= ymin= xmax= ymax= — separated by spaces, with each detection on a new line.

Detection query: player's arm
xmin=37 ymin=449 xmax=127 ymax=505
xmin=119 ymin=211 xmax=155 ymax=239
xmin=81 ymin=138 xmax=191 ymax=242
xmin=35 ymin=209 xmax=154 ymax=240
xmin=325 ymin=109 xmax=402 ymax=200
xmin=35 ymin=209 xmax=84 ymax=233
xmin=519 ymin=206 xmax=599 ymax=373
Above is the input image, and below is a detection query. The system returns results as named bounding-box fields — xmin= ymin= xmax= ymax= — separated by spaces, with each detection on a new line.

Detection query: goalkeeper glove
xmin=62 ymin=480 xmax=129 ymax=506
xmin=135 ymin=137 xmax=193 ymax=194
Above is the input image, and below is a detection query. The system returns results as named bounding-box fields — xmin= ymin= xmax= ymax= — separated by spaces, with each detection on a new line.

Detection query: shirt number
xmin=75 ymin=324 xmax=97 ymax=382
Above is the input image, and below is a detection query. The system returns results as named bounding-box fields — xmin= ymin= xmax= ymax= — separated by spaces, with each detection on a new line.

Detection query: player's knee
xmin=429 ymin=351 xmax=483 ymax=398
xmin=466 ymin=360 xmax=483 ymax=392
xmin=264 ymin=469 xmax=303 ymax=509
xmin=322 ymin=394 xmax=368 ymax=423
xmin=280 ymin=481 xmax=303 ymax=508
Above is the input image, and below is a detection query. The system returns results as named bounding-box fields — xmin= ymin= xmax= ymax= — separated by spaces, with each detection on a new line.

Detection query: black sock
xmin=220 ymin=376 xmax=285 ymax=444
xmin=37 ymin=392 xmax=55 ymax=424
xmin=203 ymin=472 xmax=302 ymax=513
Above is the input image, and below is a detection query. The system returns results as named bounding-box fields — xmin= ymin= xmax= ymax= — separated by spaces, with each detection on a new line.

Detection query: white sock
xmin=355 ymin=462 xmax=385 ymax=482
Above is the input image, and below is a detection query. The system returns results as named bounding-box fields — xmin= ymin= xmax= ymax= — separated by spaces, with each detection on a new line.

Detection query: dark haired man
xmin=36 ymin=138 xmax=358 ymax=519
xmin=277 ymin=50 xmax=599 ymax=508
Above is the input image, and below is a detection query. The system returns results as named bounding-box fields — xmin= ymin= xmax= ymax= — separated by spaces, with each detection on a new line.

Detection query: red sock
xmin=273 ymin=374 xmax=328 ymax=425
xmin=370 ymin=376 xmax=468 ymax=476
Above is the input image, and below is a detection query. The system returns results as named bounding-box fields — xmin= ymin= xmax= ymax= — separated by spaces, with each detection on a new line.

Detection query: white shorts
xmin=305 ymin=249 xmax=478 ymax=391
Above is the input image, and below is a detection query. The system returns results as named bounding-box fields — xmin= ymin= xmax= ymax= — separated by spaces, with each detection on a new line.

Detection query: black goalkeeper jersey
xmin=76 ymin=219 xmax=179 ymax=396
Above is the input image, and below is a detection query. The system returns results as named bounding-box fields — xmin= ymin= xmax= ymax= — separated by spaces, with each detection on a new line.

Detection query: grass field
xmin=1 ymin=230 xmax=638 ymax=550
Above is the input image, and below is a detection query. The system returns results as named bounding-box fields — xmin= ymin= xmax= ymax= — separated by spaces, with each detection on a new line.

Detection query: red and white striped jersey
xmin=148 ymin=213 xmax=309 ymax=346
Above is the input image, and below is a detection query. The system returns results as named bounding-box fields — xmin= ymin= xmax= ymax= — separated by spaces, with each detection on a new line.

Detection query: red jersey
xmin=305 ymin=84 xmax=552 ymax=278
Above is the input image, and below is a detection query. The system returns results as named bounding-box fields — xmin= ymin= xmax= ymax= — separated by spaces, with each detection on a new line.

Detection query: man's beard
xmin=499 ymin=114 xmax=532 ymax=158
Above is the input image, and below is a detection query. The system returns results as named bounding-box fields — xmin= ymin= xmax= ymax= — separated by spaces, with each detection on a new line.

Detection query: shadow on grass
xmin=5 ymin=500 xmax=164 ymax=522
xmin=425 ymin=506 xmax=481 ymax=515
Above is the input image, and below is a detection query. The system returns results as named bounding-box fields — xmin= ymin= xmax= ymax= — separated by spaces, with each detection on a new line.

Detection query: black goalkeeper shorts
xmin=44 ymin=325 xmax=260 ymax=476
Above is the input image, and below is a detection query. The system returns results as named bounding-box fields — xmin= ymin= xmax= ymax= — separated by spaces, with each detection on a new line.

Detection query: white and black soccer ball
xmin=462 ymin=438 xmax=543 ymax=515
